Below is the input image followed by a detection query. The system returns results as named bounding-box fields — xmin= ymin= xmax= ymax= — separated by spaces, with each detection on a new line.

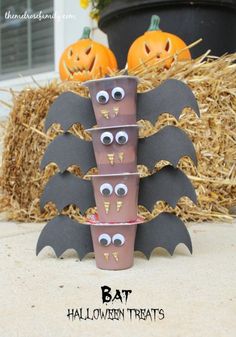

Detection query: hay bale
xmin=0 ymin=53 xmax=236 ymax=222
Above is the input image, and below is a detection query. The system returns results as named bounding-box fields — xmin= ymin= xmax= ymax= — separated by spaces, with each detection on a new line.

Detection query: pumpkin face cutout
xmin=127 ymin=15 xmax=191 ymax=71
xmin=59 ymin=27 xmax=117 ymax=82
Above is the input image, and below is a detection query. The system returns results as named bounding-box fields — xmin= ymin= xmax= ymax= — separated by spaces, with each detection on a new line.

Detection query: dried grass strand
xmin=0 ymin=53 xmax=236 ymax=223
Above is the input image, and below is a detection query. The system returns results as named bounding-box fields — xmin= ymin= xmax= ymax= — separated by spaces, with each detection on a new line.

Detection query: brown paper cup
xmin=86 ymin=125 xmax=138 ymax=174
xmin=84 ymin=76 xmax=138 ymax=127
xmin=90 ymin=224 xmax=137 ymax=270
xmin=91 ymin=173 xmax=139 ymax=223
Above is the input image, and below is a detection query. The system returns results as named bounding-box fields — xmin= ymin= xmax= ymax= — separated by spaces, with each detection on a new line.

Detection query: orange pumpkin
xmin=127 ymin=15 xmax=191 ymax=71
xmin=59 ymin=27 xmax=117 ymax=82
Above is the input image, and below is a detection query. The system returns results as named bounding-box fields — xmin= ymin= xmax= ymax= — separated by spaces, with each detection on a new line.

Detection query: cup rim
xmin=87 ymin=172 xmax=140 ymax=178
xmin=83 ymin=75 xmax=139 ymax=87
xmin=85 ymin=124 xmax=140 ymax=132
xmin=86 ymin=214 xmax=144 ymax=226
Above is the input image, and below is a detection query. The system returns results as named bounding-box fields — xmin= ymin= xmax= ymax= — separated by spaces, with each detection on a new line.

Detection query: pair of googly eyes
xmin=101 ymin=131 xmax=128 ymax=145
xmin=96 ymin=87 xmax=125 ymax=104
xmin=98 ymin=233 xmax=125 ymax=247
xmin=100 ymin=183 xmax=128 ymax=197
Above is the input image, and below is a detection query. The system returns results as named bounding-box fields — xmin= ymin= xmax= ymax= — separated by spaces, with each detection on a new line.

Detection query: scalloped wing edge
xmin=135 ymin=212 xmax=192 ymax=258
xmin=45 ymin=92 xmax=95 ymax=132
xmin=137 ymin=79 xmax=200 ymax=124
xmin=36 ymin=215 xmax=93 ymax=259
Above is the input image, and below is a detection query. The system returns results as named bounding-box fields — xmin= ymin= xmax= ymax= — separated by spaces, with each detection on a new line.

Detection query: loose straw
xmin=0 ymin=52 xmax=236 ymax=223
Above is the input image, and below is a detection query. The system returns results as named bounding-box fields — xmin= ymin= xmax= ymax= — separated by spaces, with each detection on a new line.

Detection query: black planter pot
xmin=99 ymin=0 xmax=236 ymax=68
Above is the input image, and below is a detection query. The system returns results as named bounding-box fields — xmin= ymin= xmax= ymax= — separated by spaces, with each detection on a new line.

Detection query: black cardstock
xmin=135 ymin=212 xmax=192 ymax=258
xmin=137 ymin=79 xmax=200 ymax=124
xmin=40 ymin=171 xmax=95 ymax=213
xmin=138 ymin=165 xmax=197 ymax=210
xmin=40 ymin=132 xmax=96 ymax=174
xmin=37 ymin=76 xmax=200 ymax=266
xmin=45 ymin=92 xmax=96 ymax=132
xmin=36 ymin=215 xmax=93 ymax=259
xmin=138 ymin=125 xmax=197 ymax=169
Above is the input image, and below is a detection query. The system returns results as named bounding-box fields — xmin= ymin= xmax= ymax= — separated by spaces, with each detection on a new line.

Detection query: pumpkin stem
xmin=147 ymin=15 xmax=161 ymax=31
xmin=80 ymin=26 xmax=91 ymax=39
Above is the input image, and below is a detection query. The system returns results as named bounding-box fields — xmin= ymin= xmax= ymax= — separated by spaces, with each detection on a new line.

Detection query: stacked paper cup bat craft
xmin=37 ymin=76 xmax=200 ymax=270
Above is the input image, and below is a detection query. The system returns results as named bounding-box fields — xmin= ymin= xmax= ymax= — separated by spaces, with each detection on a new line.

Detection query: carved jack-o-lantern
xmin=59 ymin=27 xmax=117 ymax=82
xmin=127 ymin=15 xmax=191 ymax=71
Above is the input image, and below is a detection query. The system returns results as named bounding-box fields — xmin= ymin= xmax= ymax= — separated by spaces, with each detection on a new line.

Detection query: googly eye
xmin=112 ymin=233 xmax=125 ymax=247
xmin=98 ymin=233 xmax=111 ymax=246
xmin=96 ymin=90 xmax=109 ymax=104
xmin=111 ymin=87 xmax=125 ymax=101
xmin=100 ymin=183 xmax=113 ymax=196
xmin=100 ymin=131 xmax=114 ymax=145
xmin=115 ymin=131 xmax=128 ymax=145
xmin=114 ymin=183 xmax=128 ymax=197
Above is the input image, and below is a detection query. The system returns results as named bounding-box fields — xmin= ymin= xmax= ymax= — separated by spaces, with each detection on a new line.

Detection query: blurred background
xmin=0 ymin=0 xmax=106 ymax=118
xmin=0 ymin=0 xmax=235 ymax=117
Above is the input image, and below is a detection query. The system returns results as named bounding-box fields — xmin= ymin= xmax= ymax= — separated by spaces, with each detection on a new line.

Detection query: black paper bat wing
xmin=135 ymin=212 xmax=192 ymax=258
xmin=138 ymin=165 xmax=197 ymax=210
xmin=137 ymin=79 xmax=200 ymax=124
xmin=45 ymin=92 xmax=96 ymax=132
xmin=40 ymin=171 xmax=95 ymax=213
xmin=36 ymin=215 xmax=93 ymax=259
xmin=138 ymin=125 xmax=197 ymax=169
xmin=40 ymin=133 xmax=96 ymax=174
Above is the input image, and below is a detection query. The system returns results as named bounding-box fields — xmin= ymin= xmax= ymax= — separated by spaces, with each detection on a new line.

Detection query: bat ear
xmin=135 ymin=212 xmax=192 ymax=258
xmin=40 ymin=171 xmax=95 ymax=214
xmin=137 ymin=79 xmax=200 ymax=124
xmin=45 ymin=92 xmax=96 ymax=132
xmin=36 ymin=215 xmax=94 ymax=259
xmin=40 ymin=133 xmax=96 ymax=174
